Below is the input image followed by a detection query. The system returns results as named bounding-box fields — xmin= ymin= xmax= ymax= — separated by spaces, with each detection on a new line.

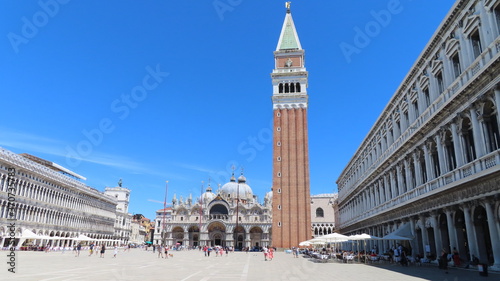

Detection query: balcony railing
xmin=339 ymin=150 xmax=500 ymax=229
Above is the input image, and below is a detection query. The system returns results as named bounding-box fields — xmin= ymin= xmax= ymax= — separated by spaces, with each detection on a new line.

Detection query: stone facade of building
xmin=336 ymin=0 xmax=500 ymax=270
xmin=0 ymin=148 xmax=118 ymax=248
xmin=153 ymin=173 xmax=272 ymax=249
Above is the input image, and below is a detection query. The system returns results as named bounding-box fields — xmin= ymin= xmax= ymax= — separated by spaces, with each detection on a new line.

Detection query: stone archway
xmin=172 ymin=226 xmax=184 ymax=246
xmin=249 ymin=227 xmax=263 ymax=249
xmin=188 ymin=226 xmax=200 ymax=247
xmin=233 ymin=226 xmax=245 ymax=250
xmin=207 ymin=222 xmax=226 ymax=247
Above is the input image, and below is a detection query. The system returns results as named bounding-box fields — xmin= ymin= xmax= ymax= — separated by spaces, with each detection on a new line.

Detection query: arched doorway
xmin=188 ymin=226 xmax=200 ymax=247
xmin=207 ymin=222 xmax=226 ymax=247
xmin=233 ymin=225 xmax=245 ymax=250
xmin=249 ymin=227 xmax=263 ymax=250
xmin=172 ymin=226 xmax=184 ymax=246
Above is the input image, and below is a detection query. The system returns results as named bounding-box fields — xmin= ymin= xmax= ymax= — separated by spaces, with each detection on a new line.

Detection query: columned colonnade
xmin=337 ymin=0 xmax=500 ymax=270
xmin=0 ymin=148 xmax=117 ymax=248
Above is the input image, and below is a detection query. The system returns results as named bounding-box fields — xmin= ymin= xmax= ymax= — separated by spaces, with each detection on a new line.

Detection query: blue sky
xmin=0 ymin=0 xmax=456 ymax=219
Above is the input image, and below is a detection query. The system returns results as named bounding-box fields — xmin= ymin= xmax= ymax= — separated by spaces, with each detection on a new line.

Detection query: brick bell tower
xmin=271 ymin=2 xmax=311 ymax=249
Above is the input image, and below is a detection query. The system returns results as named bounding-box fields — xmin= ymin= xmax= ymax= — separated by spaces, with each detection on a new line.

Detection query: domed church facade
xmin=154 ymin=172 xmax=273 ymax=249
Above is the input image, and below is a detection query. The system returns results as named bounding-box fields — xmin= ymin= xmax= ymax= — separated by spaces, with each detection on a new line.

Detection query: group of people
xmin=262 ymin=246 xmax=275 ymax=261
xmin=154 ymin=245 xmax=171 ymax=258
xmin=75 ymin=243 xmax=120 ymax=258
xmin=438 ymin=247 xmax=465 ymax=273
xmin=202 ymin=245 xmax=230 ymax=257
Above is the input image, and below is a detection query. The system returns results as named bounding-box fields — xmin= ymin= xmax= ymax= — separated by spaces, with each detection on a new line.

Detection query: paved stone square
xmin=2 ymin=249 xmax=499 ymax=281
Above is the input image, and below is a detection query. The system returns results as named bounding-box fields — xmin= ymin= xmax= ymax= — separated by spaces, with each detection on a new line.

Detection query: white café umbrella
xmin=349 ymin=233 xmax=381 ymax=240
xmin=299 ymin=240 xmax=312 ymax=247
xmin=320 ymin=233 xmax=349 ymax=253
xmin=348 ymin=233 xmax=381 ymax=263
xmin=321 ymin=232 xmax=349 ymax=242
xmin=306 ymin=237 xmax=327 ymax=248
xmin=381 ymin=233 xmax=413 ymax=240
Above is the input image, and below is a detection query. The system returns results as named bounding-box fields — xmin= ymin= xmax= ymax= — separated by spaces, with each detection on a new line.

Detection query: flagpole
xmin=162 ymin=180 xmax=168 ymax=246
xmin=199 ymin=181 xmax=203 ymax=245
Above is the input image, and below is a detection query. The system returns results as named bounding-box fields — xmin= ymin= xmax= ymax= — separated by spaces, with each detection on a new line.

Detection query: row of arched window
xmin=339 ymin=1 xmax=500 ymax=193
xmin=278 ymin=82 xmax=301 ymax=93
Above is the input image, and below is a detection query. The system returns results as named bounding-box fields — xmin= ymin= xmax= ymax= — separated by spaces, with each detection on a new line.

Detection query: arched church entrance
xmin=207 ymin=222 xmax=226 ymax=247
xmin=249 ymin=226 xmax=263 ymax=250
xmin=188 ymin=226 xmax=200 ymax=247
xmin=172 ymin=226 xmax=184 ymax=245
xmin=234 ymin=225 xmax=245 ymax=250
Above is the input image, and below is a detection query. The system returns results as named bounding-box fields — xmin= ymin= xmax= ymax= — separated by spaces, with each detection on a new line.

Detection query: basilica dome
xmin=220 ymin=173 xmax=254 ymax=201
xmin=201 ymin=185 xmax=216 ymax=203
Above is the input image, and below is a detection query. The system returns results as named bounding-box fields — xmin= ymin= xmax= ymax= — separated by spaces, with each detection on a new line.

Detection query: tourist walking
xmin=400 ymin=250 xmax=408 ymax=266
xmin=438 ymin=249 xmax=448 ymax=273
xmin=293 ymin=247 xmax=299 ymax=258
xmin=452 ymin=248 xmax=461 ymax=267
xmin=100 ymin=244 xmax=106 ymax=258
xmin=158 ymin=245 xmax=164 ymax=258
xmin=263 ymin=246 xmax=269 ymax=261
xmin=268 ymin=247 xmax=274 ymax=261
xmin=75 ymin=243 xmax=81 ymax=257
xmin=113 ymin=246 xmax=118 ymax=258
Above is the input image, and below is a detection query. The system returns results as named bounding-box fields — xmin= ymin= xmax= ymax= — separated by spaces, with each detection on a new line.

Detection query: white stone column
xmin=484 ymin=201 xmax=500 ymax=270
xmin=388 ymin=125 xmax=394 ymax=146
xmin=389 ymin=170 xmax=397 ymax=198
xmin=430 ymin=212 xmax=442 ymax=256
xmin=451 ymin=122 xmax=464 ymax=167
xmin=469 ymin=107 xmax=486 ymax=158
xmin=445 ymin=208 xmax=458 ymax=252
xmin=423 ymin=143 xmax=433 ymax=181
xmin=413 ymin=152 xmax=423 ymax=187
xmin=379 ymin=179 xmax=385 ymax=204
xmin=463 ymin=204 xmax=479 ymax=260
xmin=420 ymin=216 xmax=430 ymax=257
xmin=404 ymin=158 xmax=412 ymax=191
xmin=435 ymin=133 xmax=446 ymax=175
xmin=371 ymin=186 xmax=376 ymax=207
xmin=408 ymin=96 xmax=416 ymax=123
xmin=382 ymin=135 xmax=387 ymax=152
xmin=382 ymin=174 xmax=389 ymax=201
xmin=396 ymin=164 xmax=404 ymax=196
xmin=409 ymin=217 xmax=417 ymax=258
xmin=393 ymin=117 xmax=401 ymax=139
